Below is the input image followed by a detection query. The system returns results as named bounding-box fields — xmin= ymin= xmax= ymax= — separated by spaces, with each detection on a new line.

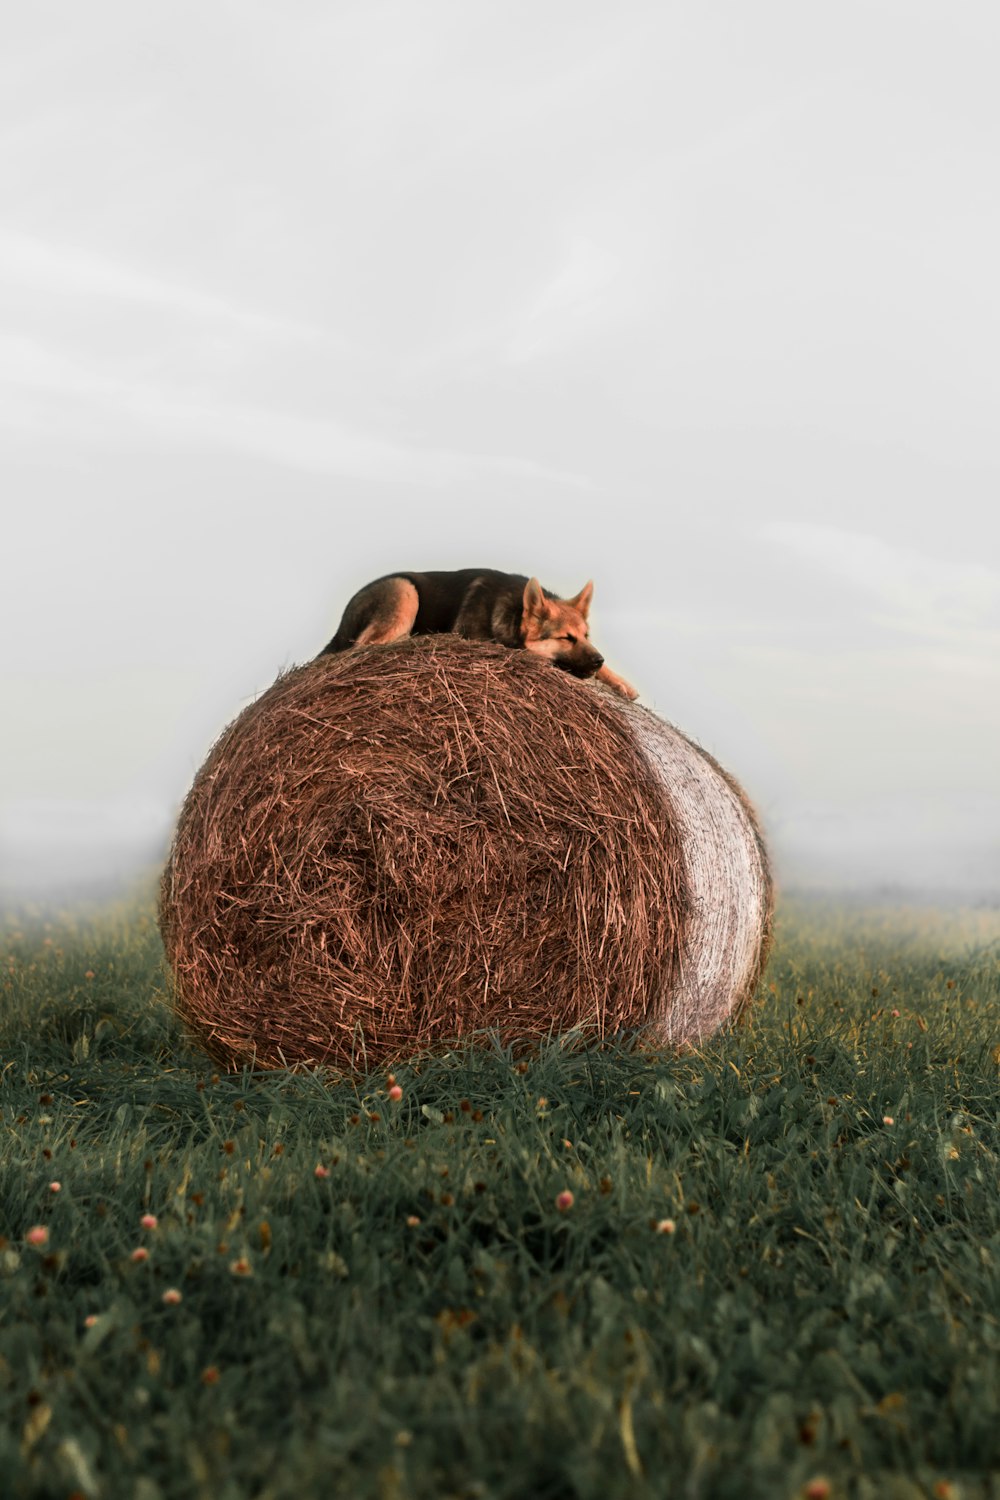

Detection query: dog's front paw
xmin=596 ymin=665 xmax=639 ymax=700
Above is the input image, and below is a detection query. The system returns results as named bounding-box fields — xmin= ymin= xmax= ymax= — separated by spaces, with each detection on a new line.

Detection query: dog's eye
xmin=561 ymin=634 xmax=577 ymax=644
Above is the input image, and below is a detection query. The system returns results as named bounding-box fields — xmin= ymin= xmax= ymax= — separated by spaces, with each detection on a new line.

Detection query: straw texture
xmin=618 ymin=704 xmax=773 ymax=1044
xmin=160 ymin=637 xmax=694 ymax=1070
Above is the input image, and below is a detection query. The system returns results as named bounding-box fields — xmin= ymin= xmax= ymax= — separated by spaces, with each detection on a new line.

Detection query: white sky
xmin=1 ymin=1 xmax=998 ymax=900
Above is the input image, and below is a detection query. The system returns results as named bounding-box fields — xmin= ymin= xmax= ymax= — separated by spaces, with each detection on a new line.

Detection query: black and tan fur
xmin=320 ymin=568 xmax=638 ymax=700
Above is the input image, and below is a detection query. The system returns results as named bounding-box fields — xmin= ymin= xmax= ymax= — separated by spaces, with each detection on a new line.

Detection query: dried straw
xmin=620 ymin=705 xmax=773 ymax=1044
xmin=160 ymin=637 xmax=691 ymax=1070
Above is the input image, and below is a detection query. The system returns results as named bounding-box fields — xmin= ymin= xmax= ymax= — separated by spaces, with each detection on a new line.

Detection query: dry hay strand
xmin=160 ymin=636 xmax=692 ymax=1071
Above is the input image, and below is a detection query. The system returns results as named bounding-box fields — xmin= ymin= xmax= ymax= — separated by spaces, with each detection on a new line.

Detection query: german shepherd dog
xmin=320 ymin=569 xmax=638 ymax=700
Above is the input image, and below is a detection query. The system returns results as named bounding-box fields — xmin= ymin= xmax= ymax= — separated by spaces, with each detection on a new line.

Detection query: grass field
xmin=1 ymin=888 xmax=998 ymax=1500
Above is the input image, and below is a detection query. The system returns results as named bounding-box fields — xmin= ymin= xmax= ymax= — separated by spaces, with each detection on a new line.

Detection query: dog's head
xmin=520 ymin=578 xmax=604 ymax=678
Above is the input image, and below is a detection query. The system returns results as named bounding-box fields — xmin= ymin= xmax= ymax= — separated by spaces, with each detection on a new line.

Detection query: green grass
xmin=1 ymin=890 xmax=998 ymax=1500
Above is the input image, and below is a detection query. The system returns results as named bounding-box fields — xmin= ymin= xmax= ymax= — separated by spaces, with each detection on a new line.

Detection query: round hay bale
xmin=160 ymin=636 xmax=770 ymax=1070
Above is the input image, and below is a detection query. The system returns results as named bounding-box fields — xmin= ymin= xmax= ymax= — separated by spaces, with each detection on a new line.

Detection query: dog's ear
xmin=523 ymin=577 xmax=548 ymax=619
xmin=569 ymin=580 xmax=593 ymax=618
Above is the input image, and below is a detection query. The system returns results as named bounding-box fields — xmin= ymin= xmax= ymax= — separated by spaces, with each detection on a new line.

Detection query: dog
xmin=319 ymin=568 xmax=638 ymax=700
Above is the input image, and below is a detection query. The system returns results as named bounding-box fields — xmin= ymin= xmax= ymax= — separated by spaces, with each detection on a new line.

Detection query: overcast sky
xmin=1 ymin=1 xmax=998 ymax=902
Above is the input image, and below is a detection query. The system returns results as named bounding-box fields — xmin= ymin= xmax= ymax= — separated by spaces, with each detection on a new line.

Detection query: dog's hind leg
xmin=321 ymin=578 xmax=421 ymax=654
xmin=353 ymin=578 xmax=420 ymax=645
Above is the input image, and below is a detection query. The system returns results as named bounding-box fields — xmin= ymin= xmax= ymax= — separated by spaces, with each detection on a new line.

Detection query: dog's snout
xmin=591 ymin=653 xmax=604 ymax=669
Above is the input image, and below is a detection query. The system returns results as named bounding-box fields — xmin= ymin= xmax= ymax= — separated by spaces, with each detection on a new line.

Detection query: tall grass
xmin=1 ymin=890 xmax=998 ymax=1499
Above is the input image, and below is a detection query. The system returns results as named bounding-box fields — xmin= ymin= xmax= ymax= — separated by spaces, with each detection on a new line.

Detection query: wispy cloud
xmin=506 ymin=238 xmax=623 ymax=363
xmin=0 ymin=228 xmax=317 ymax=342
xmin=765 ymin=521 xmax=1000 ymax=643
xmin=126 ymin=387 xmax=589 ymax=487
xmin=401 ymin=235 xmax=628 ymax=377
xmin=0 ymin=331 xmax=588 ymax=488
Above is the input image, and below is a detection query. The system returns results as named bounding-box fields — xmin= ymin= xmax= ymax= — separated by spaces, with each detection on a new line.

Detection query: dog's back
xmin=403 ymin=569 xmax=530 ymax=639
xmin=324 ymin=569 xmax=532 ymax=652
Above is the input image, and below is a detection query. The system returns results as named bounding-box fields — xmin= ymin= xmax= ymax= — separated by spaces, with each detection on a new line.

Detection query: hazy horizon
xmin=2 ymin=2 xmax=998 ymax=905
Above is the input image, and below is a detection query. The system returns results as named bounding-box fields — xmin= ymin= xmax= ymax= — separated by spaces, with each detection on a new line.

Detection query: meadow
xmin=1 ymin=888 xmax=998 ymax=1500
